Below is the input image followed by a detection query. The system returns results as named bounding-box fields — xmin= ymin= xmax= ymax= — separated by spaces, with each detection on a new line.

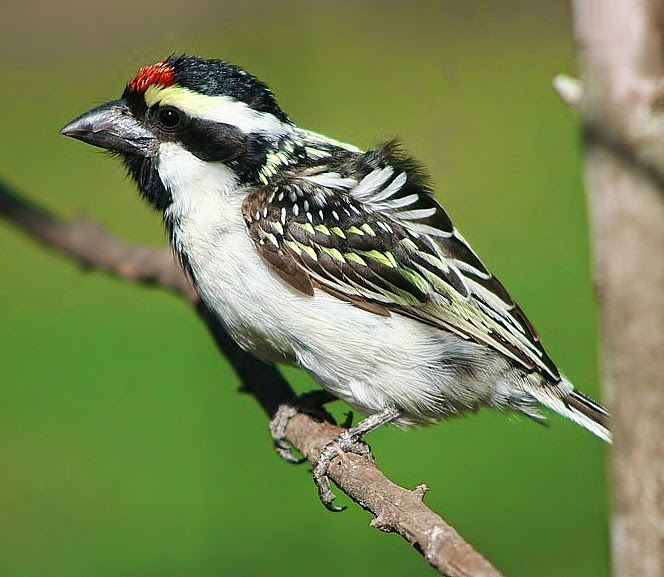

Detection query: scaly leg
xmin=313 ymin=407 xmax=400 ymax=511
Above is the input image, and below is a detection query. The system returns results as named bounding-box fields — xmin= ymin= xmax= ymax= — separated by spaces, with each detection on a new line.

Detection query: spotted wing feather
xmin=242 ymin=142 xmax=560 ymax=381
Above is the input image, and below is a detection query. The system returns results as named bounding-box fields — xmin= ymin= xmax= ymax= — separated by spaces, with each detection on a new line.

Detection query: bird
xmin=61 ymin=54 xmax=610 ymax=509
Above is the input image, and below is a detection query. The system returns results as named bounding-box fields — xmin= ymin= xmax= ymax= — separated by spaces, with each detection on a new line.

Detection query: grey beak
xmin=61 ymin=99 xmax=156 ymax=157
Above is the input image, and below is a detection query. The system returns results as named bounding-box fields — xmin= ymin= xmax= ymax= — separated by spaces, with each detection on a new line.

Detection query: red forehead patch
xmin=127 ymin=60 xmax=176 ymax=93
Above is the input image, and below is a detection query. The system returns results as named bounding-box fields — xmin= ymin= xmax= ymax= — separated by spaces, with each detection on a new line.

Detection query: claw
xmin=275 ymin=442 xmax=306 ymax=464
xmin=269 ymin=390 xmax=338 ymax=464
xmin=312 ymin=432 xmax=364 ymax=511
xmin=311 ymin=407 xmax=401 ymax=511
xmin=269 ymin=404 xmax=303 ymax=463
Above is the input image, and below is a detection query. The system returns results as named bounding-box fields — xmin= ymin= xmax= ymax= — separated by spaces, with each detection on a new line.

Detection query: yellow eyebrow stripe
xmin=142 ymin=85 xmax=289 ymax=135
xmin=144 ymin=85 xmax=217 ymax=113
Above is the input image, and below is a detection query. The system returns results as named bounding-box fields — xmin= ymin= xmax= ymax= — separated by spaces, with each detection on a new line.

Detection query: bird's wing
xmin=242 ymin=142 xmax=560 ymax=381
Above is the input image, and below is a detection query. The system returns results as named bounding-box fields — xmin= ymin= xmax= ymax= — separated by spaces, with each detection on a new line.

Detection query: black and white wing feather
xmin=242 ymin=141 xmax=560 ymax=382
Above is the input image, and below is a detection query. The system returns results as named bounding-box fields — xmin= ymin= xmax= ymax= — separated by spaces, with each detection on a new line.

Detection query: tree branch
xmin=0 ymin=177 xmax=503 ymax=577
xmin=556 ymin=2 xmax=664 ymax=576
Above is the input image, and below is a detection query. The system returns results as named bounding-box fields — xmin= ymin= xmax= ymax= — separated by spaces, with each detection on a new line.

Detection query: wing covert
xmin=241 ymin=144 xmax=560 ymax=381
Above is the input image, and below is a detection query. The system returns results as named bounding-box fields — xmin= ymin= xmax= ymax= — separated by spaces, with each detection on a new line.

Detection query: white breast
xmin=156 ymin=143 xmax=506 ymax=423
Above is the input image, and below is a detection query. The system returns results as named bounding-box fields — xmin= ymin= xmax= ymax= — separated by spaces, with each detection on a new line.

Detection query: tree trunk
xmin=571 ymin=2 xmax=664 ymax=575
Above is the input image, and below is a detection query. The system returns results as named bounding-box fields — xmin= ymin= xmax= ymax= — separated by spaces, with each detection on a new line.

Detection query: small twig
xmin=552 ymin=74 xmax=583 ymax=109
xmin=0 ymin=176 xmax=503 ymax=577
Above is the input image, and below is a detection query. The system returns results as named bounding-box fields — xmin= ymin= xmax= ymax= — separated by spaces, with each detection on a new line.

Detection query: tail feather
xmin=564 ymin=389 xmax=610 ymax=429
xmin=523 ymin=380 xmax=612 ymax=443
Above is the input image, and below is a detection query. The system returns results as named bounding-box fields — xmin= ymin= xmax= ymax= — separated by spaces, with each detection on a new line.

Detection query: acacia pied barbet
xmin=62 ymin=55 xmax=610 ymax=508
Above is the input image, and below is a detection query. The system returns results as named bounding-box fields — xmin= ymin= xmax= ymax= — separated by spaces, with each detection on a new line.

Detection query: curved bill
xmin=61 ymin=99 xmax=156 ymax=157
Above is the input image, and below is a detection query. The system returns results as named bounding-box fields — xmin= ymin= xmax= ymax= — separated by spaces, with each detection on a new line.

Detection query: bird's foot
xmin=312 ymin=431 xmax=371 ymax=511
xmin=312 ymin=407 xmax=400 ymax=511
xmin=269 ymin=390 xmax=337 ymax=463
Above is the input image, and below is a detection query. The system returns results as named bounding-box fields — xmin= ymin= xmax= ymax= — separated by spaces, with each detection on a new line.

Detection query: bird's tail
xmin=523 ymin=378 xmax=612 ymax=443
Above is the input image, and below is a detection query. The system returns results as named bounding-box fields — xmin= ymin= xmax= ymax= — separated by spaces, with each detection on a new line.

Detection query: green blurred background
xmin=0 ymin=1 xmax=609 ymax=575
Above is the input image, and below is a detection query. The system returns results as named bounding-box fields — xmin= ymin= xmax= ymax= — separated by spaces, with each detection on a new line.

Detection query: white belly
xmin=173 ymin=193 xmax=507 ymax=424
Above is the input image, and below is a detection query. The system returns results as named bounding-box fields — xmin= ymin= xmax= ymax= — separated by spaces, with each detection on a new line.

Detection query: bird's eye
xmin=156 ymin=107 xmax=182 ymax=129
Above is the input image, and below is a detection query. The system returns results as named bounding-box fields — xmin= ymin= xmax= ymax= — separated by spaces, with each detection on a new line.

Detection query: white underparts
xmin=155 ymin=143 xmax=535 ymax=425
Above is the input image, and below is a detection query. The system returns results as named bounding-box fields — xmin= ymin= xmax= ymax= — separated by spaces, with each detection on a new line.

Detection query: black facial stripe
xmin=177 ymin=118 xmax=248 ymax=162
xmin=143 ymin=100 xmax=250 ymax=163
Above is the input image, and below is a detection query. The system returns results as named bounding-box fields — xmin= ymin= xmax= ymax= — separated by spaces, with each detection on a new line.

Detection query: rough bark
xmin=0 ymin=177 xmax=503 ymax=577
xmin=567 ymin=2 xmax=664 ymax=576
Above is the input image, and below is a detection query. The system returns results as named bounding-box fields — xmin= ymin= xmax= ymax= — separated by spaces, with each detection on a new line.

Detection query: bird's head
xmin=61 ymin=55 xmax=293 ymax=209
